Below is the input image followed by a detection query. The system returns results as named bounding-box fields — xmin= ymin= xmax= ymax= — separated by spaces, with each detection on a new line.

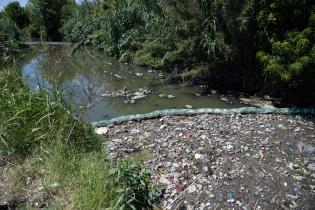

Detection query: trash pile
xmin=99 ymin=113 xmax=315 ymax=209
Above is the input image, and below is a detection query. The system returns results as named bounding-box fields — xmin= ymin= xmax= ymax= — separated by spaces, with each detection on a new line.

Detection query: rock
xmin=209 ymin=194 xmax=215 ymax=199
xmin=95 ymin=127 xmax=108 ymax=135
xmin=185 ymin=105 xmax=193 ymax=109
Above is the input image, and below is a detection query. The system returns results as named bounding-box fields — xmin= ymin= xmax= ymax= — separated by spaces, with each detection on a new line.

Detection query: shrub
xmin=61 ymin=19 xmax=93 ymax=43
xmin=0 ymin=18 xmax=21 ymax=65
xmin=134 ymin=40 xmax=171 ymax=69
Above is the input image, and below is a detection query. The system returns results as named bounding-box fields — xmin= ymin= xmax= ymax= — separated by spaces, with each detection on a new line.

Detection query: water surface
xmin=21 ymin=45 xmax=245 ymax=121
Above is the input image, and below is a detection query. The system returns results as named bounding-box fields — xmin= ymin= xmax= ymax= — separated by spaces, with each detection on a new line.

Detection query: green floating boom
xmin=92 ymin=107 xmax=315 ymax=127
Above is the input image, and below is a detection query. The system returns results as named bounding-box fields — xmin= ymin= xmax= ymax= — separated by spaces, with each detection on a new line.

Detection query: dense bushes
xmin=1 ymin=0 xmax=314 ymax=104
xmin=60 ymin=0 xmax=315 ymax=105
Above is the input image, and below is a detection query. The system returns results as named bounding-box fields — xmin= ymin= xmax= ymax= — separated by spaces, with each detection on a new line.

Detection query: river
xmin=20 ymin=45 xmax=245 ymax=121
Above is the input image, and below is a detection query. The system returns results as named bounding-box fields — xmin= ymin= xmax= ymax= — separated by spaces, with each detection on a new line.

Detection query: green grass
xmin=0 ymin=68 xmax=154 ymax=209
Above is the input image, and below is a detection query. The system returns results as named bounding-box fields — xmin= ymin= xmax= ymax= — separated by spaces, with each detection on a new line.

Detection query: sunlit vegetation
xmin=0 ymin=8 xmax=154 ymax=209
xmin=1 ymin=0 xmax=314 ymax=104
xmin=0 ymin=0 xmax=314 ymax=208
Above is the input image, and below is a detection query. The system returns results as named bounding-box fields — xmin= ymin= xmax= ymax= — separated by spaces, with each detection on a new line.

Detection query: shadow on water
xmin=20 ymin=45 xmax=247 ymax=121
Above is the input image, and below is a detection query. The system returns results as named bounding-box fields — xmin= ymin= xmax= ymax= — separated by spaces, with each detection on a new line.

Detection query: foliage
xmin=74 ymin=159 xmax=153 ymax=209
xmin=2 ymin=0 xmax=314 ymax=103
xmin=180 ymin=64 xmax=209 ymax=81
xmin=0 ymin=30 xmax=154 ymax=209
xmin=0 ymin=68 xmax=154 ymax=209
xmin=61 ymin=18 xmax=93 ymax=43
xmin=134 ymin=40 xmax=172 ymax=69
xmin=28 ymin=0 xmax=75 ymax=40
xmin=3 ymin=1 xmax=30 ymax=29
xmin=0 ymin=70 xmax=99 ymax=157
xmin=58 ymin=0 xmax=315 ymax=104
xmin=0 ymin=18 xmax=21 ymax=65
xmin=255 ymin=2 xmax=315 ymax=101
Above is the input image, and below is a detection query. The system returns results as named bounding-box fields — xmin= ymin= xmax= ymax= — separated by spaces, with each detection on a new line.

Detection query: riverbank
xmin=0 ymin=68 xmax=153 ymax=209
xmin=99 ymin=113 xmax=315 ymax=209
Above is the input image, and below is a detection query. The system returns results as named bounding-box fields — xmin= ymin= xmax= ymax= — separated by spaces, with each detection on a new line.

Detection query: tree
xmin=29 ymin=0 xmax=75 ymax=41
xmin=4 ymin=1 xmax=30 ymax=29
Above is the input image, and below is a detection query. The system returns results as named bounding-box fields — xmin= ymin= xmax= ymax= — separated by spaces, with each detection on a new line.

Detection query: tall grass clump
xmin=0 ymin=69 xmax=99 ymax=158
xmin=0 ymin=68 xmax=154 ymax=209
xmin=0 ymin=43 xmax=154 ymax=208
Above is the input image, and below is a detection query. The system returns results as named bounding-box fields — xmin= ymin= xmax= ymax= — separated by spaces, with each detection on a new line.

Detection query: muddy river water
xmin=21 ymin=45 xmax=245 ymax=121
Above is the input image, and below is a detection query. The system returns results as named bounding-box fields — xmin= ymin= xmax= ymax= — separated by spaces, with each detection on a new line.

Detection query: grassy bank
xmin=0 ymin=25 xmax=154 ymax=208
xmin=0 ymin=68 xmax=154 ymax=209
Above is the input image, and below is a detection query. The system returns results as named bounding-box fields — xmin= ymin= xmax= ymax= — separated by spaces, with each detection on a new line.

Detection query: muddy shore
xmin=100 ymin=113 xmax=315 ymax=210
